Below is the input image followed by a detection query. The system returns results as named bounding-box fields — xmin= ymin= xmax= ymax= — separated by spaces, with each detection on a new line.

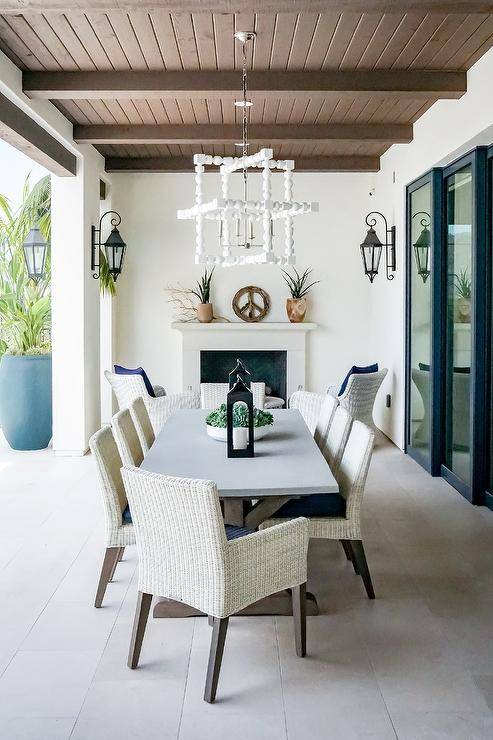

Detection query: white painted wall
xmin=112 ymin=171 xmax=376 ymax=398
xmin=368 ymin=45 xmax=493 ymax=448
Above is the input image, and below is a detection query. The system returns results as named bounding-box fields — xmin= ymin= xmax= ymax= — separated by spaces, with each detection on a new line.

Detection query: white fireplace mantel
xmin=172 ymin=321 xmax=317 ymax=399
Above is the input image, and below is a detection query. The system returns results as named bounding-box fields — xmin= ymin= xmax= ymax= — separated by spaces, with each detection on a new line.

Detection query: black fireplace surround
xmin=200 ymin=351 xmax=287 ymax=403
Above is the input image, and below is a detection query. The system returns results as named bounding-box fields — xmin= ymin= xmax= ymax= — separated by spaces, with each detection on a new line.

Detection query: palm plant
xmin=0 ymin=175 xmax=51 ymax=355
xmin=282 ymin=267 xmax=320 ymax=299
xmin=192 ymin=266 xmax=215 ymax=303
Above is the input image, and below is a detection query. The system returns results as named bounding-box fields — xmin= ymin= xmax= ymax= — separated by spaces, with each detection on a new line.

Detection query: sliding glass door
xmin=406 ymin=177 xmax=433 ymax=469
xmin=442 ymin=164 xmax=473 ymax=493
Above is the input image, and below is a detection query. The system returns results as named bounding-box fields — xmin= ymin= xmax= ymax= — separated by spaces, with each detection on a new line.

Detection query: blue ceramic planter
xmin=0 ymin=354 xmax=52 ymax=450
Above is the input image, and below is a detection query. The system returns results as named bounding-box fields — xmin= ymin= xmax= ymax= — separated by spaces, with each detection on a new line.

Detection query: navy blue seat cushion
xmin=122 ymin=507 xmax=253 ymax=539
xmin=338 ymin=363 xmax=378 ymax=397
xmin=114 ymin=364 xmax=155 ymax=398
xmin=275 ymin=493 xmax=346 ymax=518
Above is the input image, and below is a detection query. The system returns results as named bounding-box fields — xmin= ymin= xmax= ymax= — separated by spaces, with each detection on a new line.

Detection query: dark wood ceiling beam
xmin=105 ymin=155 xmax=380 ymax=173
xmin=24 ymin=69 xmax=466 ymax=101
xmin=0 ymin=92 xmax=76 ymax=177
xmin=75 ymin=123 xmax=412 ymax=145
xmin=3 ymin=2 xmax=493 ymax=12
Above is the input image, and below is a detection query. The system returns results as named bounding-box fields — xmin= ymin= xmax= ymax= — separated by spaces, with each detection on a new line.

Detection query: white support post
xmin=51 ymin=145 xmax=104 ymax=454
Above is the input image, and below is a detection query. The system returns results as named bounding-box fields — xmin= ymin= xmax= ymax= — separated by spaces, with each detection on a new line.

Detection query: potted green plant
xmin=205 ymin=403 xmax=273 ymax=442
xmin=192 ymin=266 xmax=215 ymax=323
xmin=282 ymin=267 xmax=319 ymax=323
xmin=454 ymin=268 xmax=472 ymax=323
xmin=0 ymin=175 xmax=53 ymax=450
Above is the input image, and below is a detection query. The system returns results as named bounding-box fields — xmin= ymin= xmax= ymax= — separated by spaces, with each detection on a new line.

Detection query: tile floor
xmin=0 ymin=432 xmax=493 ymax=739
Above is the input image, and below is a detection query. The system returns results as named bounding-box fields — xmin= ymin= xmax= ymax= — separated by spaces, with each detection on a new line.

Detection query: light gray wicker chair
xmin=313 ymin=393 xmax=338 ymax=451
xmin=105 ymin=370 xmax=200 ymax=434
xmin=261 ymin=420 xmax=375 ymax=599
xmin=112 ymin=408 xmax=144 ymax=467
xmin=121 ymin=465 xmax=309 ymax=703
xmin=89 ymin=426 xmax=135 ymax=608
xmin=328 ymin=369 xmax=387 ymax=427
xmin=288 ymin=390 xmax=325 ymax=434
xmin=130 ymin=397 xmax=155 ymax=455
xmin=322 ymin=406 xmax=353 ymax=477
xmin=200 ymin=382 xmax=266 ymax=410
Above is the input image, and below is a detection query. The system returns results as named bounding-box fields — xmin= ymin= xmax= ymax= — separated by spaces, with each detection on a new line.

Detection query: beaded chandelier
xmin=177 ymin=31 xmax=318 ymax=267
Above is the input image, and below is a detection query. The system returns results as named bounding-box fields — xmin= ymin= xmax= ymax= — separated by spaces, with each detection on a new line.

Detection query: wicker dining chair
xmin=121 ymin=465 xmax=309 ymax=703
xmin=261 ymin=420 xmax=375 ymax=599
xmin=105 ymin=371 xmax=200 ymax=434
xmin=322 ymin=406 xmax=353 ymax=477
xmin=327 ymin=369 xmax=388 ymax=427
xmin=130 ymin=397 xmax=155 ymax=455
xmin=200 ymin=382 xmax=266 ymax=410
xmin=112 ymin=408 xmax=144 ymax=467
xmin=288 ymin=390 xmax=325 ymax=434
xmin=313 ymin=393 xmax=338 ymax=451
xmin=89 ymin=426 xmax=135 ymax=608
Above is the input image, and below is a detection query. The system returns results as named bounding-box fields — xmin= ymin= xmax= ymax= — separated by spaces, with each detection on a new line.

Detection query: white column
xmin=51 ymin=145 xmax=104 ymax=454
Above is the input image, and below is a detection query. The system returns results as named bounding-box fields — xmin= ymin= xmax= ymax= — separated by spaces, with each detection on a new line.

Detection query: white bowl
xmin=206 ymin=424 xmax=271 ymax=442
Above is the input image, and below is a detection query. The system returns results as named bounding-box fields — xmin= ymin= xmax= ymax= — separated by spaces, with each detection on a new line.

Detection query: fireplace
xmin=201 ymin=350 xmax=287 ymax=404
xmin=171 ymin=321 xmax=316 ymax=401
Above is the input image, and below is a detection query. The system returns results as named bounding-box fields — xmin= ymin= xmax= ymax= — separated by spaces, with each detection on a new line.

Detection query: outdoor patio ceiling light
xmin=412 ymin=211 xmax=431 ymax=284
xmin=360 ymin=211 xmax=396 ymax=283
xmin=22 ymin=223 xmax=48 ymax=283
xmin=91 ymin=210 xmax=127 ymax=282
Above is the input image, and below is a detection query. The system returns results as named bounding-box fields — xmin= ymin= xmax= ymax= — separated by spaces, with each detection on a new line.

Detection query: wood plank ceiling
xmin=1 ymin=5 xmax=493 ymax=171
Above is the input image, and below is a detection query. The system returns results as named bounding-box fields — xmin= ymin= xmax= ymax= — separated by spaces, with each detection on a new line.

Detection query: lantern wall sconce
xmin=412 ymin=211 xmax=431 ymax=283
xmin=91 ymin=210 xmax=127 ymax=281
xmin=22 ymin=223 xmax=49 ymax=283
xmin=360 ymin=211 xmax=396 ymax=283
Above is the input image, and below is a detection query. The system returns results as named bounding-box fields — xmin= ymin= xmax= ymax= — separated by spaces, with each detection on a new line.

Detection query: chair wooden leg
xmin=118 ymin=547 xmax=125 ymax=562
xmin=208 ymin=615 xmax=214 ymax=627
xmin=350 ymin=540 xmax=375 ymax=599
xmin=94 ymin=547 xmax=121 ymax=608
xmin=342 ymin=540 xmax=359 ymax=575
xmin=128 ymin=591 xmax=153 ymax=669
xmin=292 ymin=582 xmax=306 ymax=657
xmin=108 ymin=547 xmax=123 ymax=582
xmin=204 ymin=617 xmax=229 ymax=703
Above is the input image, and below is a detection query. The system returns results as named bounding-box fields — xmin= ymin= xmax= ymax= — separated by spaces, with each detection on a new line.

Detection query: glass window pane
xmin=445 ymin=166 xmax=472 ymax=485
xmin=409 ymin=182 xmax=432 ymax=460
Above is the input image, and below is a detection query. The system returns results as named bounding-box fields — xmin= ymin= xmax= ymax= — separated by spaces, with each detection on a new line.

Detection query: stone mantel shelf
xmin=172 ymin=322 xmax=317 ymax=332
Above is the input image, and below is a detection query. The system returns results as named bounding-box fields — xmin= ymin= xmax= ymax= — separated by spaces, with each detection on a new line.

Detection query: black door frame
xmin=405 ymin=147 xmax=489 ymax=507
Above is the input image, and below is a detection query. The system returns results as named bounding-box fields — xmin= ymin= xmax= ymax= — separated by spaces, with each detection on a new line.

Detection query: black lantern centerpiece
xmin=227 ymin=375 xmax=254 ymax=458
xmin=228 ymin=358 xmax=251 ymax=389
xmin=412 ymin=212 xmax=431 ymax=283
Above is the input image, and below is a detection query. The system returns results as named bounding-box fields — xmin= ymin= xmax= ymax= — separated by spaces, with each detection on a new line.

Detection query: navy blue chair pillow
xmin=338 ymin=363 xmax=378 ymax=397
xmin=114 ymin=364 xmax=155 ymax=398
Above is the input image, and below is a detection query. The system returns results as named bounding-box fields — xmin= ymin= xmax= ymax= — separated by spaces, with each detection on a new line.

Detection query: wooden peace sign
xmin=232 ymin=286 xmax=271 ymax=323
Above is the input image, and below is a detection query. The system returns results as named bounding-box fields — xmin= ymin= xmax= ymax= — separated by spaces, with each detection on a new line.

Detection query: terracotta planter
xmin=286 ymin=297 xmax=307 ymax=323
xmin=456 ymin=297 xmax=471 ymax=324
xmin=197 ymin=302 xmax=213 ymax=323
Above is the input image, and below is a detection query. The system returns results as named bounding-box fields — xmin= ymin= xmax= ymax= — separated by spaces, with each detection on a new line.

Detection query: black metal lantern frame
xmin=360 ymin=211 xmax=396 ymax=283
xmin=412 ymin=211 xmax=431 ymax=284
xmin=91 ymin=210 xmax=126 ymax=281
xmin=22 ymin=224 xmax=49 ymax=283
xmin=226 ymin=376 xmax=254 ymax=459
xmin=228 ymin=358 xmax=251 ymax=390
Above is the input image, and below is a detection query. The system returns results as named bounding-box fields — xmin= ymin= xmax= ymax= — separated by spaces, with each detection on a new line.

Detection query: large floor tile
xmin=0 ymin=717 xmax=75 ymax=740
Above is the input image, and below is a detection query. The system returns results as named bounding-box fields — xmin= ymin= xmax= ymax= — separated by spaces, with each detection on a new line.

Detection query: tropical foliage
xmin=192 ymin=266 xmax=215 ymax=303
xmin=454 ymin=268 xmax=472 ymax=300
xmin=0 ymin=175 xmax=51 ymax=355
xmin=205 ymin=403 xmax=273 ymax=428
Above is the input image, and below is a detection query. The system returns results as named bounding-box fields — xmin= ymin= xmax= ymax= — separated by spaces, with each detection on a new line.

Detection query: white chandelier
xmin=177 ymin=31 xmax=318 ymax=267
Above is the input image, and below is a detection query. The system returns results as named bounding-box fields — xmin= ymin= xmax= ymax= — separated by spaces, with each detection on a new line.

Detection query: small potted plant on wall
xmin=282 ymin=267 xmax=319 ymax=323
xmin=454 ymin=268 xmax=471 ymax=324
xmin=192 ymin=266 xmax=215 ymax=323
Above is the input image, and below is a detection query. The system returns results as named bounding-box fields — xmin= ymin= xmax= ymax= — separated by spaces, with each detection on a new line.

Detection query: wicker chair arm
xmin=147 ymin=391 xmax=200 ymax=434
xmin=327 ymin=384 xmax=340 ymax=397
xmin=223 ymin=518 xmax=308 ymax=615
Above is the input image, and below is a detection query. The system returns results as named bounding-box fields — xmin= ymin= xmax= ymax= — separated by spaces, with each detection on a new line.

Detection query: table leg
xmin=222 ymin=499 xmax=245 ymax=526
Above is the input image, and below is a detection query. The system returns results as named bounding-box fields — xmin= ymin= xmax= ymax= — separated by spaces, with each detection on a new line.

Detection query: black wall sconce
xmin=360 ymin=211 xmax=396 ymax=283
xmin=412 ymin=212 xmax=431 ymax=284
xmin=22 ymin=223 xmax=49 ymax=283
xmin=91 ymin=210 xmax=126 ymax=281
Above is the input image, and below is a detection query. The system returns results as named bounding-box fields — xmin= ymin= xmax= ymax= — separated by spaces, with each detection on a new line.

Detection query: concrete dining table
xmin=141 ymin=408 xmax=339 ymax=618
